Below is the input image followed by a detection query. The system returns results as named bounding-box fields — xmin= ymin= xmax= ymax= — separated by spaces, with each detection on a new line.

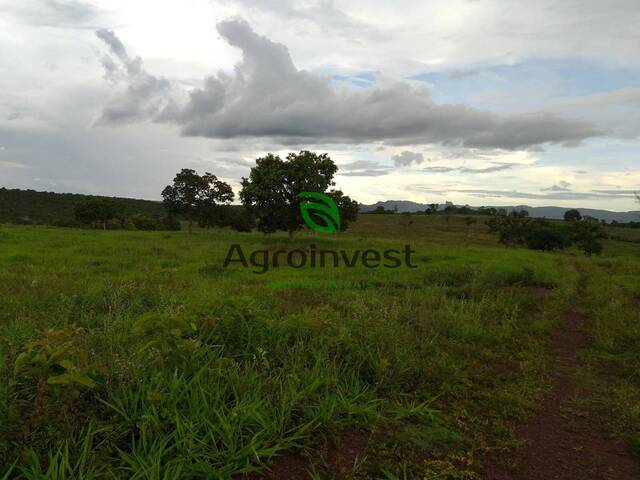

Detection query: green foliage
xmin=162 ymin=169 xmax=234 ymax=233
xmin=160 ymin=215 xmax=181 ymax=231
xmin=571 ymin=220 xmax=606 ymax=256
xmin=328 ymin=189 xmax=359 ymax=231
xmin=131 ymin=214 xmax=159 ymax=231
xmin=14 ymin=326 xmax=105 ymax=394
xmin=198 ymin=204 xmax=255 ymax=232
xmin=524 ymin=223 xmax=572 ymax=251
xmin=564 ymin=208 xmax=582 ymax=222
xmin=0 ymin=216 xmax=636 ymax=477
xmin=133 ymin=313 xmax=201 ymax=370
xmin=240 ymin=151 xmax=341 ymax=235
xmin=0 ymin=187 xmax=164 ymax=226
xmin=485 ymin=212 xmax=532 ymax=246
xmin=487 ymin=213 xmax=602 ymax=254
xmin=74 ymin=198 xmax=125 ymax=230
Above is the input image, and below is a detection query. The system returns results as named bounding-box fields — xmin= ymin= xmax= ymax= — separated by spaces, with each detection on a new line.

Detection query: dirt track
xmin=483 ymin=304 xmax=639 ymax=480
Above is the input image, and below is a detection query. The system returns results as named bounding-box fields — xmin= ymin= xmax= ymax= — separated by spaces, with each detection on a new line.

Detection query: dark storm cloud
xmin=96 ymin=20 xmax=603 ymax=150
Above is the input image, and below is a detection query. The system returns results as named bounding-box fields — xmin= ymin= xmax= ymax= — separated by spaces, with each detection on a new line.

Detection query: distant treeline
xmin=610 ymin=220 xmax=640 ymax=229
xmin=364 ymin=204 xmax=521 ymax=216
xmin=0 ymin=188 xmax=164 ymax=227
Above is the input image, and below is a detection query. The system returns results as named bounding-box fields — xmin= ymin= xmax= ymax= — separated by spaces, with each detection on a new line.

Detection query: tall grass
xmin=0 ymin=217 xmax=634 ymax=478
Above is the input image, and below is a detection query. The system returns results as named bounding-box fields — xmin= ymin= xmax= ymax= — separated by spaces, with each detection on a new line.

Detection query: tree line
xmin=0 ymin=188 xmax=164 ymax=227
xmin=71 ymin=151 xmax=359 ymax=235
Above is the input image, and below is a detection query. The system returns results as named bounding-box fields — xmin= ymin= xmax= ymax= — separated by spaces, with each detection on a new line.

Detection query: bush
xmin=132 ymin=214 xmax=159 ymax=231
xmin=524 ymin=224 xmax=571 ymax=251
xmin=160 ymin=215 xmax=181 ymax=231
xmin=487 ymin=214 xmax=600 ymax=254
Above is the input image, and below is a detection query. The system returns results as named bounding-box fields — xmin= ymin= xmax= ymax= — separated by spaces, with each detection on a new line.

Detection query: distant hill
xmin=360 ymin=200 xmax=640 ymax=223
xmin=0 ymin=188 xmax=164 ymax=225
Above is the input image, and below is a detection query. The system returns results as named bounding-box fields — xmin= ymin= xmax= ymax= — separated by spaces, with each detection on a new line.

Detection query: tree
xmin=198 ymin=205 xmax=255 ymax=232
xmin=486 ymin=213 xmax=532 ymax=246
xmin=328 ymin=190 xmax=358 ymax=231
xmin=571 ymin=221 xmax=605 ymax=256
xmin=428 ymin=203 xmax=439 ymax=214
xmin=240 ymin=151 xmax=348 ymax=238
xmin=563 ymin=209 xmax=582 ymax=222
xmin=162 ymin=169 xmax=234 ymax=233
xmin=74 ymin=198 xmax=122 ymax=230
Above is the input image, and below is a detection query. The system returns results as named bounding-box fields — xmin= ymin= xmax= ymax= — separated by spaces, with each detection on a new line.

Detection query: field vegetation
xmin=1 ymin=214 xmax=638 ymax=478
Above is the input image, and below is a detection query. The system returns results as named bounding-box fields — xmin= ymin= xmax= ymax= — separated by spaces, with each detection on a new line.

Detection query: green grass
xmin=0 ymin=215 xmax=638 ymax=478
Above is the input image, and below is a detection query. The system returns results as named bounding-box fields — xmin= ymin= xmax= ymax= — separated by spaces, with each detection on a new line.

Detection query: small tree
xmin=571 ymin=221 xmax=605 ymax=256
xmin=162 ymin=169 xmax=234 ymax=234
xmin=74 ymin=198 xmax=122 ymax=230
xmin=563 ymin=209 xmax=582 ymax=222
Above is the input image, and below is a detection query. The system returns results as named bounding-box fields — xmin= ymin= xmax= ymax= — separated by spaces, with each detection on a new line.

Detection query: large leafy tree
xmin=240 ymin=151 xmax=357 ymax=237
xmin=162 ymin=169 xmax=234 ymax=233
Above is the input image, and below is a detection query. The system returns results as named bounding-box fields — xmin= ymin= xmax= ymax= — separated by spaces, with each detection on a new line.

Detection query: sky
xmin=0 ymin=0 xmax=639 ymax=210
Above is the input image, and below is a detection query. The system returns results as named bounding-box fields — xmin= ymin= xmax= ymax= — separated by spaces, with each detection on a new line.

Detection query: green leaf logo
xmin=299 ymin=192 xmax=341 ymax=233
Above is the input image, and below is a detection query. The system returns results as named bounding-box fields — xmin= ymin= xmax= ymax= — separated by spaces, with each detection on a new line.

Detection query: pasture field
xmin=0 ymin=215 xmax=638 ymax=479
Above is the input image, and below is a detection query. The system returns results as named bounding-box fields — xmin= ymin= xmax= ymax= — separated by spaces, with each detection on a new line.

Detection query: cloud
xmin=392 ymin=150 xmax=424 ymax=166
xmin=338 ymin=160 xmax=390 ymax=176
xmin=448 ymin=69 xmax=479 ymax=80
xmin=423 ymin=162 xmax=519 ymax=174
xmin=0 ymin=160 xmax=33 ymax=170
xmin=550 ymin=87 xmax=640 ymax=139
xmin=220 ymin=0 xmax=382 ymax=39
xmin=95 ymin=29 xmax=173 ymax=123
xmin=6 ymin=0 xmax=101 ymax=28
xmin=96 ymin=20 xmax=603 ymax=150
xmin=542 ymin=180 xmax=571 ymax=191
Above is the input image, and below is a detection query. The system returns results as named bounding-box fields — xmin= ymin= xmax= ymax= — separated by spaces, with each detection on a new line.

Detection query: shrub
xmin=133 ymin=313 xmax=201 ymax=370
xmin=524 ymin=223 xmax=571 ymax=251
xmin=14 ymin=326 xmax=106 ymax=412
xmin=160 ymin=215 xmax=181 ymax=231
xmin=132 ymin=214 xmax=159 ymax=231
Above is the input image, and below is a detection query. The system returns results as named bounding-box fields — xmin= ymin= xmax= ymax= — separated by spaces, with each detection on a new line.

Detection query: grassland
xmin=0 ymin=215 xmax=638 ymax=479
